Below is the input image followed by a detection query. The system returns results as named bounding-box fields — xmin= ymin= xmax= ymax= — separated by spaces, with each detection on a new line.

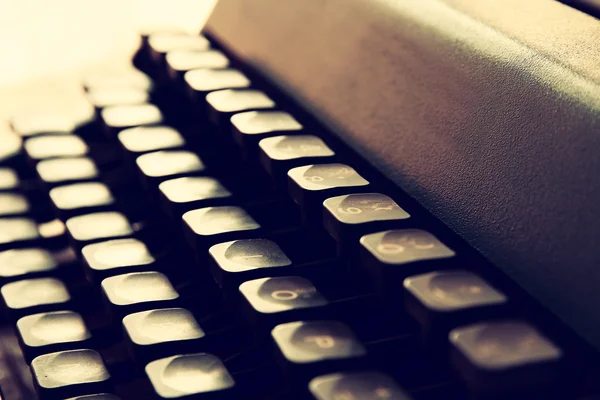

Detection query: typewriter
xmin=0 ymin=0 xmax=598 ymax=399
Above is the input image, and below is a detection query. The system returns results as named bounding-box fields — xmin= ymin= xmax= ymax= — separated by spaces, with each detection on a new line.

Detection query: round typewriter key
xmin=1 ymin=277 xmax=71 ymax=320
xmin=82 ymin=238 xmax=158 ymax=284
xmin=209 ymin=239 xmax=292 ymax=292
xmin=309 ymin=370 xmax=411 ymax=400
xmin=17 ymin=310 xmax=93 ymax=362
xmin=260 ymin=135 xmax=336 ymax=188
xmin=239 ymin=276 xmax=330 ymax=334
xmin=183 ymin=206 xmax=262 ymax=262
xmin=323 ymin=193 xmax=411 ymax=257
xmin=158 ymin=176 xmax=233 ymax=219
xmin=31 ymin=349 xmax=112 ymax=399
xmin=404 ymin=270 xmax=508 ymax=345
xmin=123 ymin=307 xmax=211 ymax=366
xmin=360 ymin=229 xmax=456 ymax=302
xmin=288 ymin=163 xmax=370 ymax=225
xmin=136 ymin=150 xmax=206 ymax=189
xmin=145 ymin=353 xmax=236 ymax=400
xmin=0 ymin=218 xmax=40 ymax=250
xmin=449 ymin=321 xmax=563 ymax=397
xmin=272 ymin=320 xmax=368 ymax=380
xmin=206 ymin=89 xmax=276 ymax=131
xmin=166 ymin=49 xmax=230 ymax=82
xmin=0 ymin=248 xmax=57 ymax=283
xmin=101 ymin=271 xmax=180 ymax=321
xmin=231 ymin=110 xmax=304 ymax=162
xmin=36 ymin=157 xmax=99 ymax=188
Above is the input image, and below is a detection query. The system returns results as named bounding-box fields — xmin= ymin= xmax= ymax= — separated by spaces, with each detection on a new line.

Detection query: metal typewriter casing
xmin=204 ymin=0 xmax=600 ymax=349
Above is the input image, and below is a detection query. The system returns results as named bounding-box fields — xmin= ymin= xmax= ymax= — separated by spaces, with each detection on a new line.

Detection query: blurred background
xmin=0 ymin=0 xmax=216 ymax=120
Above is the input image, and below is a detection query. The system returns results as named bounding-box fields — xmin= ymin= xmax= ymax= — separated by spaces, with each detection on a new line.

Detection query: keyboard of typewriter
xmin=0 ymin=30 xmax=596 ymax=400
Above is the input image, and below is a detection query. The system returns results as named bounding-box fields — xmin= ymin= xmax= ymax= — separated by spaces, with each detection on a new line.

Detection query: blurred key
xmin=118 ymin=126 xmax=186 ymax=159
xmin=83 ymin=71 xmax=153 ymax=92
xmin=209 ymin=239 xmax=292 ymax=293
xmin=65 ymin=212 xmax=133 ymax=249
xmin=87 ymin=87 xmax=150 ymax=111
xmin=31 ymin=349 xmax=111 ymax=399
xmin=0 ymin=193 xmax=29 ymax=217
xmin=145 ymin=353 xmax=235 ymax=400
xmin=239 ymin=276 xmax=329 ymax=332
xmin=25 ymin=135 xmax=89 ymax=162
xmin=404 ymin=270 xmax=508 ymax=344
xmin=183 ymin=206 xmax=261 ymax=260
xmin=65 ymin=395 xmax=121 ymax=400
xmin=231 ymin=111 xmax=304 ymax=161
xmin=36 ymin=157 xmax=99 ymax=188
xmin=288 ymin=164 xmax=370 ymax=224
xmin=82 ymin=238 xmax=157 ymax=284
xmin=166 ymin=50 xmax=230 ymax=82
xmin=50 ymin=182 xmax=115 ymax=219
xmin=1 ymin=277 xmax=71 ymax=319
xmin=449 ymin=321 xmax=563 ymax=397
xmin=16 ymin=310 xmax=92 ymax=362
xmin=148 ymin=32 xmax=211 ymax=64
xmin=360 ymin=229 xmax=456 ymax=301
xmin=323 ymin=193 xmax=411 ymax=257
xmin=260 ymin=136 xmax=335 ymax=188
xmin=123 ymin=308 xmax=208 ymax=365
xmin=272 ymin=320 xmax=367 ymax=379
xmin=158 ymin=177 xmax=232 ymax=219
xmin=101 ymin=104 xmax=163 ymax=137
xmin=185 ymin=68 xmax=251 ymax=104
xmin=206 ymin=89 xmax=276 ymax=129
xmin=136 ymin=150 xmax=206 ymax=189
xmin=309 ymin=371 xmax=412 ymax=400
xmin=101 ymin=271 xmax=179 ymax=320
xmin=11 ymin=112 xmax=74 ymax=137
xmin=0 ymin=168 xmax=20 ymax=191
xmin=0 ymin=218 xmax=40 ymax=250
xmin=0 ymin=248 xmax=57 ymax=283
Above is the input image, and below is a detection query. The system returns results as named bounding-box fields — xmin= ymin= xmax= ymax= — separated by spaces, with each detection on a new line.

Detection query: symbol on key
xmin=239 ymin=276 xmax=329 ymax=333
xmin=309 ymin=371 xmax=412 ymax=400
xmin=209 ymin=239 xmax=292 ymax=292
xmin=360 ymin=229 xmax=456 ymax=302
xmin=323 ymin=193 xmax=412 ymax=257
xmin=403 ymin=270 xmax=508 ymax=345
xmin=272 ymin=320 xmax=367 ymax=380
xmin=449 ymin=321 xmax=563 ymax=397
xmin=288 ymin=164 xmax=370 ymax=224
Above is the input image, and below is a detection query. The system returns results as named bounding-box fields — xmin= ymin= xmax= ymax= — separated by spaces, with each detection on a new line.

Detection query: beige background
xmin=0 ymin=0 xmax=216 ymax=125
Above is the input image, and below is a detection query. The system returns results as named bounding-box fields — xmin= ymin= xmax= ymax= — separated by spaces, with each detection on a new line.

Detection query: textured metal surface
xmin=205 ymin=0 xmax=600 ymax=348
